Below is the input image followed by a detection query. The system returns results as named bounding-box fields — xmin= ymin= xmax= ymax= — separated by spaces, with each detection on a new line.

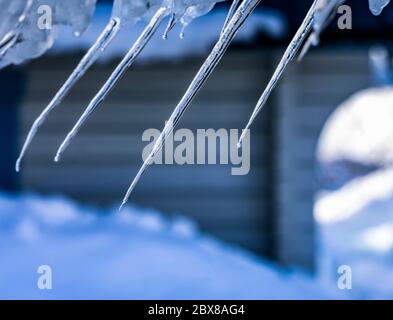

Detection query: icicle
xmin=0 ymin=33 xmax=17 ymax=58
xmin=297 ymin=32 xmax=318 ymax=62
xmin=298 ymin=0 xmax=345 ymax=62
xmin=119 ymin=0 xmax=262 ymax=210
xmin=238 ymin=0 xmax=320 ymax=148
xmin=179 ymin=24 xmax=186 ymax=38
xmin=220 ymin=0 xmax=241 ymax=35
xmin=15 ymin=17 xmax=121 ymax=172
xmin=162 ymin=13 xmax=177 ymax=39
xmin=55 ymin=7 xmax=169 ymax=163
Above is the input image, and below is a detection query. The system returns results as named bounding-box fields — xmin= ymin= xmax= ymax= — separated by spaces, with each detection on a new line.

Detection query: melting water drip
xmin=54 ymin=7 xmax=169 ymax=162
xmin=162 ymin=13 xmax=177 ymax=39
xmin=119 ymin=0 xmax=262 ymax=210
xmin=237 ymin=0 xmax=320 ymax=148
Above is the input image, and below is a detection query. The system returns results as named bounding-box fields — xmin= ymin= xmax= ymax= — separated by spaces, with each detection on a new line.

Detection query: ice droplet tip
xmin=15 ymin=160 xmax=21 ymax=173
xmin=119 ymin=202 xmax=126 ymax=212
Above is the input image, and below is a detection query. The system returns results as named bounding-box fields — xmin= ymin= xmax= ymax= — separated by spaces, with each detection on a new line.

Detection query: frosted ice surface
xmin=369 ymin=0 xmax=391 ymax=15
xmin=52 ymin=0 xmax=97 ymax=36
xmin=0 ymin=1 xmax=33 ymax=57
xmin=176 ymin=0 xmax=226 ymax=34
xmin=0 ymin=0 xmax=97 ymax=68
xmin=111 ymin=0 xmax=162 ymax=26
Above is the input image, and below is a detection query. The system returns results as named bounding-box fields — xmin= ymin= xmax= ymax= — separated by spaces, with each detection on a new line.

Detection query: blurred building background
xmin=1 ymin=0 xmax=392 ymax=272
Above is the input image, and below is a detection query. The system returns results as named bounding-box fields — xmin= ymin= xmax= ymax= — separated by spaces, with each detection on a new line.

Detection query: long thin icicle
xmin=119 ymin=0 xmax=262 ymax=210
xmin=15 ymin=18 xmax=120 ymax=172
xmin=55 ymin=7 xmax=169 ymax=162
xmin=238 ymin=0 xmax=320 ymax=147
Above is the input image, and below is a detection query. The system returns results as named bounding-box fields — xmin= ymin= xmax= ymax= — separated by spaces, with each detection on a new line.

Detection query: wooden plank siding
xmin=18 ymin=50 xmax=276 ymax=255
xmin=274 ymin=48 xmax=372 ymax=269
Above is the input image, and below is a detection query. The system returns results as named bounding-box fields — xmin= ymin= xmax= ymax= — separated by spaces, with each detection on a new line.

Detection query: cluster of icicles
xmin=1 ymin=0 xmax=389 ymax=209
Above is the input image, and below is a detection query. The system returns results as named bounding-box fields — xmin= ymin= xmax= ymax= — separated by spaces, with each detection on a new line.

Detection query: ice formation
xmin=120 ymin=0 xmax=262 ymax=209
xmin=124 ymin=0 xmax=392 ymax=208
xmin=8 ymin=0 xmax=391 ymax=209
xmin=54 ymin=0 xmax=226 ymax=163
xmin=15 ymin=0 xmax=160 ymax=171
xmin=16 ymin=0 xmax=226 ymax=170
xmin=369 ymin=0 xmax=391 ymax=15
xmin=0 ymin=0 xmax=96 ymax=69
xmin=220 ymin=0 xmax=241 ymax=33
xmin=298 ymin=0 xmax=345 ymax=62
xmin=237 ymin=0 xmax=391 ymax=147
xmin=0 ymin=0 xmax=33 ymax=58
xmin=299 ymin=0 xmax=390 ymax=61
xmin=237 ymin=0 xmax=322 ymax=147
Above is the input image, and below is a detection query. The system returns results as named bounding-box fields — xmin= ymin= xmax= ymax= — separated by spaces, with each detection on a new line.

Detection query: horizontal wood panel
xmin=19 ymin=50 xmax=274 ymax=257
xmin=21 ymin=102 xmax=270 ymax=133
xmin=21 ymin=165 xmax=266 ymax=192
xmin=18 ymin=133 xmax=269 ymax=162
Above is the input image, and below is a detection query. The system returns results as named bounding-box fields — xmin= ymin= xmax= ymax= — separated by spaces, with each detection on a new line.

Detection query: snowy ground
xmin=2 ymin=159 xmax=393 ymax=300
xmin=2 ymin=163 xmax=393 ymax=299
xmin=0 ymin=192 xmax=338 ymax=300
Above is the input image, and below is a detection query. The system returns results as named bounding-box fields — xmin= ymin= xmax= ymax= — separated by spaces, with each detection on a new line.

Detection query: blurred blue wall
xmin=0 ymin=68 xmax=26 ymax=191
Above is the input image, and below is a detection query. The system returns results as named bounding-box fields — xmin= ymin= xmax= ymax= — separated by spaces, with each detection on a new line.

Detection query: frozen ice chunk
xmin=112 ymin=0 xmax=162 ymax=26
xmin=169 ymin=0 xmax=227 ymax=36
xmin=0 ymin=0 xmax=97 ymax=69
xmin=52 ymin=0 xmax=97 ymax=36
xmin=369 ymin=0 xmax=391 ymax=15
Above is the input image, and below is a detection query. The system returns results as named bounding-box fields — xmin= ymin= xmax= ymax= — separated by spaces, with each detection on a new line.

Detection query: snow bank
xmin=318 ymin=87 xmax=393 ymax=167
xmin=0 ymin=192 xmax=332 ymax=300
xmin=316 ymin=167 xmax=393 ymax=299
